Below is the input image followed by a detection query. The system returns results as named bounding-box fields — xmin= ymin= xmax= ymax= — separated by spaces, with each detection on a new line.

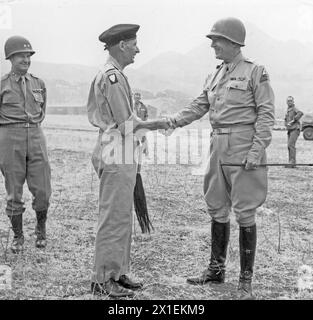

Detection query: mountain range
xmin=1 ymin=22 xmax=313 ymax=118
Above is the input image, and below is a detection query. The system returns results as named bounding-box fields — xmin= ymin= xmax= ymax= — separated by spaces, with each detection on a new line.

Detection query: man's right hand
xmin=135 ymin=117 xmax=172 ymax=132
xmin=156 ymin=118 xmax=172 ymax=130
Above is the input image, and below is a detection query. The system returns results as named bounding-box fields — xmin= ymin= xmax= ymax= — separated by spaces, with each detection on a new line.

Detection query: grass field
xmin=1 ymin=115 xmax=313 ymax=300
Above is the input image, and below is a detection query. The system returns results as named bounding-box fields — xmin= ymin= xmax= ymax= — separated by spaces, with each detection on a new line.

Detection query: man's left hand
xmin=242 ymin=157 xmax=258 ymax=170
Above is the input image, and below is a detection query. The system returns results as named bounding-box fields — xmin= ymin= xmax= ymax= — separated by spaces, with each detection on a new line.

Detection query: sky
xmin=0 ymin=0 xmax=313 ymax=68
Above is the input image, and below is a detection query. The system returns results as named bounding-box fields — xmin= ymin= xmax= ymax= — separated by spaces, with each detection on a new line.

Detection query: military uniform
xmin=173 ymin=52 xmax=275 ymax=225
xmin=284 ymin=105 xmax=303 ymax=166
xmin=134 ymin=99 xmax=149 ymax=156
xmin=0 ymin=72 xmax=51 ymax=249
xmin=87 ymin=54 xmax=141 ymax=284
xmin=134 ymin=100 xmax=148 ymax=121
xmin=170 ymin=17 xmax=275 ymax=299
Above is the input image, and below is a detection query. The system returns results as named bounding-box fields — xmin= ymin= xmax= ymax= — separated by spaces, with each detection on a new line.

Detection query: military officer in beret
xmin=87 ymin=24 xmax=171 ymax=297
xmin=284 ymin=96 xmax=303 ymax=168
xmin=166 ymin=17 xmax=275 ymax=299
xmin=0 ymin=36 xmax=51 ymax=253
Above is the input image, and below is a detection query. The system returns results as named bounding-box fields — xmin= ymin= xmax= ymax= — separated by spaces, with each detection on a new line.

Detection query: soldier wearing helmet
xmin=0 ymin=36 xmax=51 ymax=253
xmin=166 ymin=17 xmax=275 ymax=299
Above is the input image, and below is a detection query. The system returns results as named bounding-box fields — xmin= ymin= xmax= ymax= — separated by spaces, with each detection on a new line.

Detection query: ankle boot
xmin=238 ymin=224 xmax=257 ymax=300
xmin=35 ymin=210 xmax=47 ymax=248
xmin=9 ymin=214 xmax=24 ymax=254
xmin=187 ymin=220 xmax=230 ymax=285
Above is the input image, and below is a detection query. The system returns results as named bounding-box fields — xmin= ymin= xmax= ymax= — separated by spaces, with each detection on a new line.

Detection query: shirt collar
xmin=107 ymin=55 xmax=123 ymax=71
xmin=10 ymin=72 xmax=31 ymax=82
xmin=223 ymin=52 xmax=244 ymax=72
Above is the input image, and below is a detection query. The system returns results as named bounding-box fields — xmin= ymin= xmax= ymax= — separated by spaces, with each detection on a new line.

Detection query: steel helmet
xmin=4 ymin=35 xmax=35 ymax=59
xmin=206 ymin=17 xmax=246 ymax=46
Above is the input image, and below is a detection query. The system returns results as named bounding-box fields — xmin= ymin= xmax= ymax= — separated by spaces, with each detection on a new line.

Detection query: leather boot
xmin=91 ymin=279 xmax=135 ymax=298
xmin=237 ymin=224 xmax=257 ymax=300
xmin=9 ymin=214 xmax=24 ymax=254
xmin=187 ymin=220 xmax=230 ymax=285
xmin=35 ymin=210 xmax=47 ymax=248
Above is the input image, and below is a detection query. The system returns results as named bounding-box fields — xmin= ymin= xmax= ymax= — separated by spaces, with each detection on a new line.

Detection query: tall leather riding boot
xmin=187 ymin=220 xmax=230 ymax=285
xmin=238 ymin=224 xmax=257 ymax=300
xmin=35 ymin=210 xmax=47 ymax=248
xmin=9 ymin=214 xmax=24 ymax=254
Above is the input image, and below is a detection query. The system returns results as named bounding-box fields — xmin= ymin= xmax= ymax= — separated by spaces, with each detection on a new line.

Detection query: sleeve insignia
xmin=260 ymin=68 xmax=269 ymax=83
xmin=108 ymin=74 xmax=118 ymax=84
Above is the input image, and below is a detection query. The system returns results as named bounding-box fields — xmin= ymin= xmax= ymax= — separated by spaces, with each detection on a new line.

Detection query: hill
xmin=1 ymin=22 xmax=313 ymax=118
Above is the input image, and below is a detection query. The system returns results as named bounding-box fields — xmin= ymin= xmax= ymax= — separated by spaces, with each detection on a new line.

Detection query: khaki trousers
xmin=0 ymin=126 xmax=51 ymax=216
xmin=203 ymin=128 xmax=268 ymax=227
xmin=91 ymin=132 xmax=137 ymax=283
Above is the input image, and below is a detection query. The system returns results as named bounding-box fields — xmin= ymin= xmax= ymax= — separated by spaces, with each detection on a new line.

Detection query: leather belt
xmin=212 ymin=124 xmax=254 ymax=135
xmin=0 ymin=123 xmax=41 ymax=128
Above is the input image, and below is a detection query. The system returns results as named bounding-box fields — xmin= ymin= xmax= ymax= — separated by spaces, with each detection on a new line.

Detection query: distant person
xmin=165 ymin=17 xmax=275 ymax=299
xmin=134 ymin=92 xmax=148 ymax=121
xmin=134 ymin=92 xmax=149 ymax=156
xmin=0 ymin=36 xmax=51 ymax=253
xmin=284 ymin=96 xmax=303 ymax=168
xmin=87 ymin=24 xmax=170 ymax=298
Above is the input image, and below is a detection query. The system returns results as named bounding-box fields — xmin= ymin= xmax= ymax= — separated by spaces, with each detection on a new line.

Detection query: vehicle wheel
xmin=303 ymin=127 xmax=313 ymax=140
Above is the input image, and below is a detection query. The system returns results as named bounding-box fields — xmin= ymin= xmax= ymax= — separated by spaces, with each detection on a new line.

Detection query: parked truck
xmin=301 ymin=113 xmax=313 ymax=140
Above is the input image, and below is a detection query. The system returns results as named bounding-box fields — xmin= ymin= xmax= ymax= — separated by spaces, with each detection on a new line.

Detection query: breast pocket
xmin=2 ymin=90 xmax=20 ymax=105
xmin=32 ymin=90 xmax=44 ymax=112
xmin=225 ymin=80 xmax=249 ymax=104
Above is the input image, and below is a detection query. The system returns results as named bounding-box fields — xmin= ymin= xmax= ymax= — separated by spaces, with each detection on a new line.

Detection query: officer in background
xmin=134 ymin=92 xmax=149 ymax=156
xmin=134 ymin=92 xmax=148 ymax=121
xmin=167 ymin=17 xmax=275 ymax=299
xmin=87 ymin=24 xmax=170 ymax=298
xmin=284 ymin=96 xmax=303 ymax=168
xmin=0 ymin=36 xmax=51 ymax=253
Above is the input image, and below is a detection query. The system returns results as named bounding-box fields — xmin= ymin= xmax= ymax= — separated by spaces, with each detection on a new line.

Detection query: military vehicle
xmin=301 ymin=113 xmax=313 ymax=140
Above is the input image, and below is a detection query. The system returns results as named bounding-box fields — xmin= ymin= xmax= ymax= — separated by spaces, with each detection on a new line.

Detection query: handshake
xmin=156 ymin=116 xmax=176 ymax=136
xmin=135 ymin=116 xmax=176 ymax=136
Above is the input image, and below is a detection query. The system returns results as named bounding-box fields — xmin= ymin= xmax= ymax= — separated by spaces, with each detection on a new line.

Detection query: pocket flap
xmin=227 ymin=80 xmax=248 ymax=91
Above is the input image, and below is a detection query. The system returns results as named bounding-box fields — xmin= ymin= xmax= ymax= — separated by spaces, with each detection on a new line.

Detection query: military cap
xmin=99 ymin=24 xmax=140 ymax=48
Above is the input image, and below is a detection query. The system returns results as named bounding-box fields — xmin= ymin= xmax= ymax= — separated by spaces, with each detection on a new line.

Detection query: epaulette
xmin=244 ymin=58 xmax=255 ymax=64
xmin=1 ymin=73 xmax=10 ymax=81
xmin=29 ymin=73 xmax=39 ymax=79
xmin=102 ymin=63 xmax=117 ymax=74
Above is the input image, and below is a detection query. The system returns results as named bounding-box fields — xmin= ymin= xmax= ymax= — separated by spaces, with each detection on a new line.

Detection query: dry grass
xmin=1 ymin=118 xmax=313 ymax=300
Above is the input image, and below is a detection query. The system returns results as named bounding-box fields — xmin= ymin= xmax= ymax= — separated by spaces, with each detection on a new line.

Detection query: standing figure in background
xmin=0 ymin=36 xmax=51 ymax=253
xmin=284 ymin=96 xmax=303 ymax=168
xmin=134 ymin=92 xmax=149 ymax=156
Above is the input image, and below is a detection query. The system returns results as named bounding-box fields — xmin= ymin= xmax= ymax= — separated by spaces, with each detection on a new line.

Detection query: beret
xmin=99 ymin=24 xmax=140 ymax=47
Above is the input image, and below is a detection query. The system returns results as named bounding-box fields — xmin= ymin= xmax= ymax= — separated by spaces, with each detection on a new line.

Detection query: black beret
xmin=99 ymin=24 xmax=140 ymax=47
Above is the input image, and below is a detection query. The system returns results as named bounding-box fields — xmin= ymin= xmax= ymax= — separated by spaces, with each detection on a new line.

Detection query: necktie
xmin=21 ymin=76 xmax=27 ymax=99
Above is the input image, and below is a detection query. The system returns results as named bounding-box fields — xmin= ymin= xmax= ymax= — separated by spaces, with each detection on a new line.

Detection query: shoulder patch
xmin=108 ymin=73 xmax=118 ymax=84
xmin=260 ymin=67 xmax=270 ymax=83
